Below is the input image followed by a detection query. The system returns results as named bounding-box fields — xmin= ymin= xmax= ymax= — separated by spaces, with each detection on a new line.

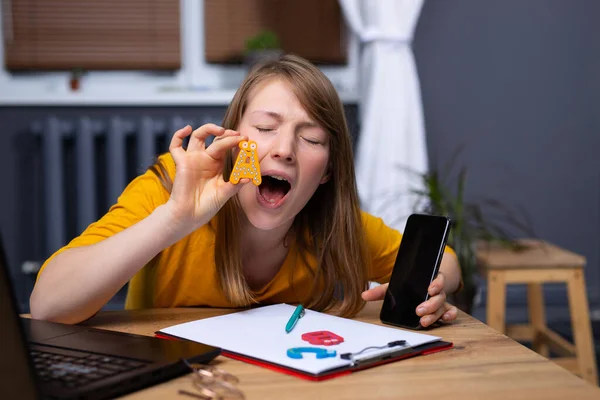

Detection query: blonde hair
xmin=151 ymin=54 xmax=370 ymax=317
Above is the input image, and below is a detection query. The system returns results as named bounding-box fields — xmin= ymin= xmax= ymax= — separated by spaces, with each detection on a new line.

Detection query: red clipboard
xmin=155 ymin=332 xmax=453 ymax=381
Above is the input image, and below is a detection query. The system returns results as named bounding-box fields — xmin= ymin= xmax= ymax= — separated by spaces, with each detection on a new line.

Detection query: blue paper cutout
xmin=286 ymin=347 xmax=337 ymax=359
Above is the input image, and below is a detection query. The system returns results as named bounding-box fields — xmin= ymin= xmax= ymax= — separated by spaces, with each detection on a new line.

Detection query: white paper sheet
xmin=159 ymin=304 xmax=441 ymax=376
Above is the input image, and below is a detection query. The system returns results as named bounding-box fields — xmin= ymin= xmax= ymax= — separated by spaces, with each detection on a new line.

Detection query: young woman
xmin=30 ymin=55 xmax=461 ymax=326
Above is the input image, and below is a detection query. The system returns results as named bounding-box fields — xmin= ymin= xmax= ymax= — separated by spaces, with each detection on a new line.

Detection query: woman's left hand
xmin=361 ymin=272 xmax=458 ymax=328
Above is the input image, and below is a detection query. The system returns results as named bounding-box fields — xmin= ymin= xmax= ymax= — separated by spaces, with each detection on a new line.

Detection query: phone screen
xmin=379 ymin=214 xmax=451 ymax=329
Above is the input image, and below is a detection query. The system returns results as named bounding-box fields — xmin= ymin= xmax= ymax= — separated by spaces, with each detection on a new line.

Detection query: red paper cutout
xmin=301 ymin=331 xmax=345 ymax=346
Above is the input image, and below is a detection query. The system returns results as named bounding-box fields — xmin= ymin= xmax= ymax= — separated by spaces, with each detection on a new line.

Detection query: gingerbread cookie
xmin=230 ymin=140 xmax=261 ymax=186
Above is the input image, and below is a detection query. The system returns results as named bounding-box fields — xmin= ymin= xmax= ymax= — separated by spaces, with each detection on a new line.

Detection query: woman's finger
xmin=416 ymin=290 xmax=446 ymax=317
xmin=217 ymin=178 xmax=252 ymax=202
xmin=205 ymin=132 xmax=244 ymax=161
xmin=211 ymin=129 xmax=240 ymax=142
xmin=428 ymin=272 xmax=445 ymax=296
xmin=187 ymin=124 xmax=226 ymax=152
xmin=441 ymin=304 xmax=458 ymax=322
xmin=420 ymin=301 xmax=450 ymax=328
xmin=169 ymin=125 xmax=193 ymax=163
xmin=361 ymin=283 xmax=388 ymax=301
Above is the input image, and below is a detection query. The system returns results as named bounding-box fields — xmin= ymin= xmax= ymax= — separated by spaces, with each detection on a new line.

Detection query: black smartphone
xmin=380 ymin=213 xmax=451 ymax=330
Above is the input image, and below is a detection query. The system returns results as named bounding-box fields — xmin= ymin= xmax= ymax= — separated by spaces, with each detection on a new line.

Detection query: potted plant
xmin=70 ymin=67 xmax=85 ymax=91
xmin=408 ymin=147 xmax=535 ymax=313
xmin=243 ymin=30 xmax=283 ymax=67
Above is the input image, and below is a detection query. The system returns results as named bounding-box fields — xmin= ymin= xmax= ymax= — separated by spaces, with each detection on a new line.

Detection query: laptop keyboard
xmin=30 ymin=348 xmax=149 ymax=389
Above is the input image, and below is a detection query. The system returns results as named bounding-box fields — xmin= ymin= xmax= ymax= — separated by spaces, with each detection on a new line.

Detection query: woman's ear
xmin=320 ymin=162 xmax=332 ymax=184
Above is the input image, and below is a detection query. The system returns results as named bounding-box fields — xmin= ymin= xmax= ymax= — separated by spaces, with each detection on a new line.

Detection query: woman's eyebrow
xmin=297 ymin=121 xmax=319 ymax=130
xmin=249 ymin=110 xmax=319 ymax=129
xmin=249 ymin=110 xmax=284 ymax=122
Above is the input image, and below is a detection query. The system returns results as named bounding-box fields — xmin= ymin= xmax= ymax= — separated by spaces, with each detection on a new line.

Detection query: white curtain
xmin=339 ymin=0 xmax=428 ymax=231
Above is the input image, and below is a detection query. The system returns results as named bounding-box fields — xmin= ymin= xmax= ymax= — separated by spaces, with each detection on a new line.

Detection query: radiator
xmin=31 ymin=115 xmax=206 ymax=257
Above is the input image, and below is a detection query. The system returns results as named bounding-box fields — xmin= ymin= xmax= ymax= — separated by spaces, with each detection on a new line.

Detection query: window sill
xmin=0 ymin=87 xmax=359 ymax=106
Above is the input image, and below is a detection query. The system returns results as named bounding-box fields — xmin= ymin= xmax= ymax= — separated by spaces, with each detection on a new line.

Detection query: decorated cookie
xmin=230 ymin=140 xmax=261 ymax=186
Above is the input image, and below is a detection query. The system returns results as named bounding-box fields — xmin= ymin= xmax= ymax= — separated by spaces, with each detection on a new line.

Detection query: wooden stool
xmin=477 ymin=239 xmax=598 ymax=385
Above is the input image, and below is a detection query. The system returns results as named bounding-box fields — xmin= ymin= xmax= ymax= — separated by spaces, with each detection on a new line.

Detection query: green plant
xmin=407 ymin=146 xmax=535 ymax=310
xmin=70 ymin=67 xmax=85 ymax=79
xmin=69 ymin=67 xmax=85 ymax=91
xmin=244 ymin=30 xmax=281 ymax=54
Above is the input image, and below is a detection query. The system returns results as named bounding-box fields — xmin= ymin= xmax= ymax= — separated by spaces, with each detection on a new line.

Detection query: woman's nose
xmin=270 ymin=131 xmax=296 ymax=163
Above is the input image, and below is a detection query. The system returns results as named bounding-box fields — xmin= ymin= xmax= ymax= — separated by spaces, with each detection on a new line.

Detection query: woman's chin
xmin=245 ymin=215 xmax=288 ymax=231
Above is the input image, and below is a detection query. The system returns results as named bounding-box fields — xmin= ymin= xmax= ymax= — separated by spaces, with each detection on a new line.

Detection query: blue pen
xmin=285 ymin=305 xmax=305 ymax=333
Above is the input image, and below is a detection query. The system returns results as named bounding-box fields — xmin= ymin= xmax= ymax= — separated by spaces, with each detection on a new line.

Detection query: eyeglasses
xmin=178 ymin=359 xmax=245 ymax=400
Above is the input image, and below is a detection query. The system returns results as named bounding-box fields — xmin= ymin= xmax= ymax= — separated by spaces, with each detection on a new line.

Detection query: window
xmin=204 ymin=0 xmax=347 ymax=65
xmin=0 ymin=1 xmax=358 ymax=101
xmin=3 ymin=0 xmax=180 ymax=71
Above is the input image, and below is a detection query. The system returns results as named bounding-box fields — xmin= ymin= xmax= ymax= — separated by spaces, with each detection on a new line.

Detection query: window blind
xmin=204 ymin=0 xmax=347 ymax=65
xmin=3 ymin=0 xmax=180 ymax=71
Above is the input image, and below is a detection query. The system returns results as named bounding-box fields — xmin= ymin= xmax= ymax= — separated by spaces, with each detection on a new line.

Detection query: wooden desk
xmin=76 ymin=301 xmax=600 ymax=400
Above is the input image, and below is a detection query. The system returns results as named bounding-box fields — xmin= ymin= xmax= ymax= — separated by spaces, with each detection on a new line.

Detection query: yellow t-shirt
xmin=37 ymin=153 xmax=454 ymax=309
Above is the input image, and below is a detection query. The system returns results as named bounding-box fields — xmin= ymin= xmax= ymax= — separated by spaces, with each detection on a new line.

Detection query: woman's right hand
xmin=165 ymin=124 xmax=249 ymax=233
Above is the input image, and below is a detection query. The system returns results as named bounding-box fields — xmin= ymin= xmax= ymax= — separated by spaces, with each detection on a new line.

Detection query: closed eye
xmin=256 ymin=127 xmax=274 ymax=133
xmin=302 ymin=137 xmax=321 ymax=145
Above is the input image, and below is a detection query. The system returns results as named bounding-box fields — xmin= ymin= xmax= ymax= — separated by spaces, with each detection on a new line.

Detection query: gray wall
xmin=413 ymin=0 xmax=600 ymax=319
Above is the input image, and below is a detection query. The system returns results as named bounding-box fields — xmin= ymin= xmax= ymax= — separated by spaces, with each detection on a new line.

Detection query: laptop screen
xmin=0 ymin=241 xmax=40 ymax=399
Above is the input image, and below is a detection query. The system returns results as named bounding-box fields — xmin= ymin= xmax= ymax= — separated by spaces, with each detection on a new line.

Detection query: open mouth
xmin=258 ymin=175 xmax=291 ymax=204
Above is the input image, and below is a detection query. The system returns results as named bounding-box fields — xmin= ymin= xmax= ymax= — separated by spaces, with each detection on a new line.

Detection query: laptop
xmin=0 ymin=240 xmax=221 ymax=400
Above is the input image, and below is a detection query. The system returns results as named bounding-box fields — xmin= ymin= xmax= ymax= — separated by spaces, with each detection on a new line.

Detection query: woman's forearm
xmin=30 ymin=204 xmax=184 ymax=324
